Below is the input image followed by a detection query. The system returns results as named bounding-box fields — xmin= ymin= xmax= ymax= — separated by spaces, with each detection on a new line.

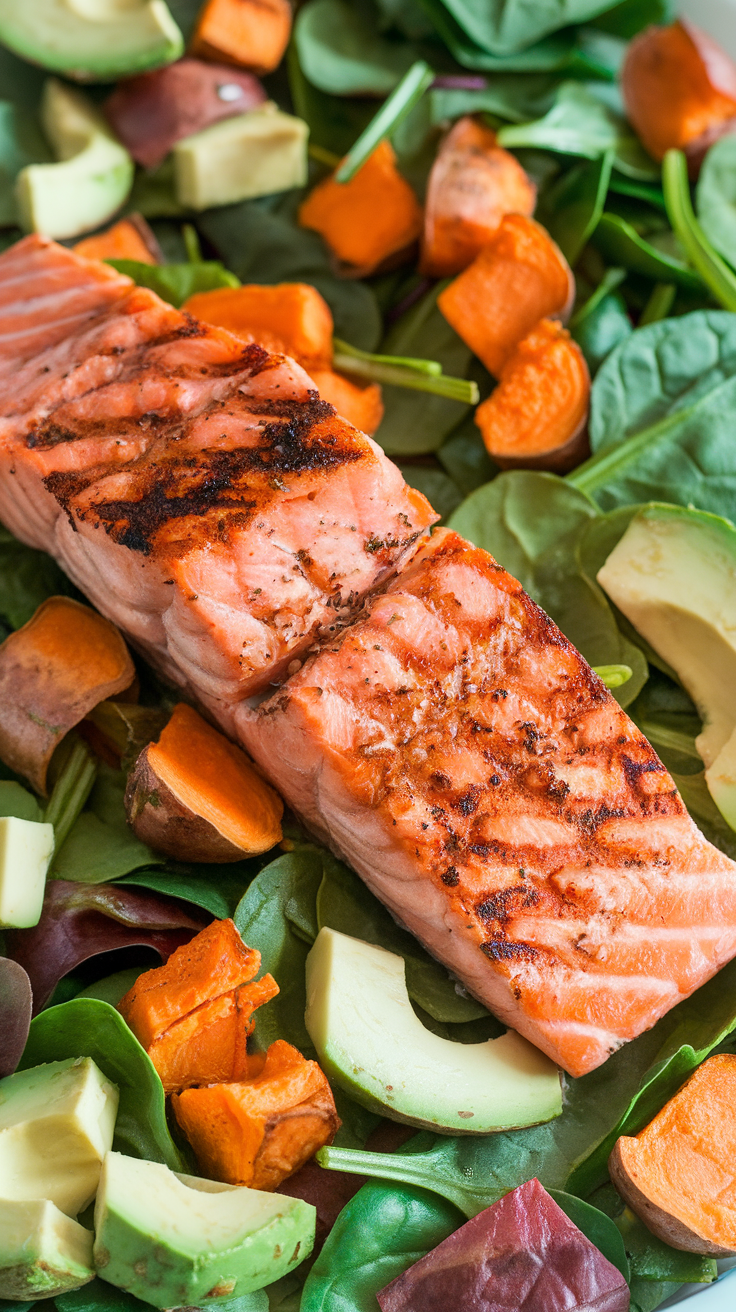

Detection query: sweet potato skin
xmin=0 ymin=596 xmax=135 ymax=794
xmin=126 ymin=745 xmax=253 ymax=861
xmin=421 ymin=117 xmax=536 ymax=278
xmin=621 ymin=19 xmax=736 ymax=168
xmin=437 ymin=215 xmax=575 ymax=378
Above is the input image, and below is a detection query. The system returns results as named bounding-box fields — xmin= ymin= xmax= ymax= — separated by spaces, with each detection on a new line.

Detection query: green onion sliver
xmin=333 ymin=338 xmax=442 ymax=377
xmin=662 ymin=149 xmax=736 ymax=312
xmin=335 ymin=61 xmax=434 ymax=184
xmin=333 ymin=350 xmax=478 ymax=403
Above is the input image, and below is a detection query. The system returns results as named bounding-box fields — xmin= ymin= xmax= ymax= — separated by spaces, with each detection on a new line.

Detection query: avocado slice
xmin=0 ymin=0 xmax=183 ymax=82
xmin=93 ymin=1152 xmax=315 ymax=1308
xmin=305 ymin=927 xmax=562 ymax=1133
xmin=16 ymin=79 xmax=134 ymax=240
xmin=0 ymin=1057 xmax=119 ymax=1216
xmin=0 ymin=1198 xmax=94 ymax=1300
xmin=0 ymin=814 xmax=53 ymax=927
xmin=597 ymin=502 xmax=736 ymax=793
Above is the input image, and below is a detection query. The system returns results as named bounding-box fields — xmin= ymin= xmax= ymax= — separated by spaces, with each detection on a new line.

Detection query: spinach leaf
xmin=614 ymin=1208 xmax=716 ymax=1285
xmin=0 ymin=956 xmax=31 ymax=1077
xmin=197 ymin=194 xmax=382 ymax=351
xmin=590 ymin=0 xmax=670 ymax=38
xmin=592 ymin=213 xmax=703 ymax=288
xmin=376 ymin=284 xmax=474 ymax=454
xmin=428 ymin=75 xmax=558 ymax=126
xmin=396 ymin=461 xmax=463 ymax=522
xmin=422 ymin=0 xmax=619 ymax=58
xmin=569 ymin=310 xmax=736 ymax=520
xmin=448 ymin=471 xmax=648 ymax=707
xmin=547 ymin=149 xmax=614 ymax=265
xmin=18 ymin=998 xmax=183 ymax=1169
xmin=288 ymin=44 xmax=376 ymax=158
xmin=295 ymin=0 xmax=420 ymax=95
xmin=627 ymin=668 xmax=702 ymax=774
xmin=572 ymin=289 xmax=632 ymax=372
xmin=107 ymin=259 xmax=239 ymax=307
xmin=497 ymin=81 xmax=622 ymax=158
xmin=122 ymin=860 xmax=260 ymax=919
xmin=316 ymin=856 xmax=490 ymax=1023
xmin=300 ymin=1180 xmax=462 ymax=1312
xmin=52 ymin=766 xmax=160 ymax=884
xmin=414 ymin=1 xmax=577 ymax=70
xmin=697 ymin=135 xmax=736 ymax=270
xmin=664 ymin=147 xmax=736 ymax=311
xmin=0 ymin=529 xmax=76 ymax=630
xmin=437 ymin=414 xmax=497 ymax=495
xmin=671 ymin=770 xmax=736 ymax=862
xmin=548 ymin=1189 xmax=629 ymax=1278
xmin=0 ymin=780 xmax=41 ymax=822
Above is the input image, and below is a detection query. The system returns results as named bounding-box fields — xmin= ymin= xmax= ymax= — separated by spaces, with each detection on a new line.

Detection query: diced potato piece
xmin=174 ymin=105 xmax=308 ymax=209
xmin=0 ymin=816 xmax=54 ymax=928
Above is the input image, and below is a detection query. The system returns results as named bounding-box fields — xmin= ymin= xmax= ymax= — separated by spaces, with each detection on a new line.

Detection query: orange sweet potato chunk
xmin=183 ymin=282 xmax=334 ymax=370
xmin=421 ymin=117 xmax=536 ymax=278
xmin=310 ymin=369 xmax=384 ymax=436
xmin=173 ymin=1039 xmax=340 ymax=1190
xmin=621 ymin=19 xmax=736 ymax=166
xmin=0 ymin=596 xmax=135 ymax=794
xmin=475 ymin=318 xmax=590 ymax=472
xmin=73 ymin=215 xmax=161 ymax=266
xmin=437 ymin=214 xmax=574 ymax=378
xmin=119 ymin=918 xmax=261 ymax=1048
xmin=609 ymin=1054 xmax=736 ymax=1256
xmin=191 ymin=0 xmax=292 ymax=74
xmin=147 ymin=975 xmax=279 ymax=1093
xmin=298 ymin=140 xmax=423 ymax=273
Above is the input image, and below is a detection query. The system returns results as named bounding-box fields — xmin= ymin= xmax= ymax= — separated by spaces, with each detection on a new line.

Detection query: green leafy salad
xmin=4 ymin=0 xmax=736 ymax=1308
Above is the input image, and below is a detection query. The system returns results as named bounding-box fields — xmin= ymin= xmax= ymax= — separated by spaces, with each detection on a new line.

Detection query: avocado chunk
xmin=304 ymin=928 xmax=562 ymax=1133
xmin=16 ymin=79 xmax=134 ymax=240
xmin=0 ymin=1057 xmax=118 ymax=1216
xmin=0 ymin=1198 xmax=94 ymax=1301
xmin=173 ymin=104 xmax=308 ymax=210
xmin=0 ymin=814 xmax=54 ymax=928
xmin=93 ymin=1152 xmax=315 ymax=1308
xmin=0 ymin=0 xmax=183 ymax=82
xmin=597 ymin=503 xmax=736 ymax=818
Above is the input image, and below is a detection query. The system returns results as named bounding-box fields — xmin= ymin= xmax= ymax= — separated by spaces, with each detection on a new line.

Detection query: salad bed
xmin=3 ymin=0 xmax=736 ymax=1308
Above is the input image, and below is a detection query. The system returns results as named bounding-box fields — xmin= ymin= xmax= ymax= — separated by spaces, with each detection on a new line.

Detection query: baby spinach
xmin=288 ymin=45 xmax=376 ymax=159
xmin=301 ymin=1180 xmax=462 ymax=1312
xmin=295 ymin=0 xmax=420 ymax=95
xmin=428 ymin=75 xmax=558 ymax=126
xmin=55 ymin=1280 xmax=268 ymax=1312
xmin=375 ymin=284 xmax=475 ymax=454
xmin=197 ymin=194 xmax=383 ymax=351
xmin=397 ymin=461 xmax=463 ymax=521
xmin=0 ymin=956 xmax=30 ymax=1077
xmin=0 ymin=101 xmax=48 ymax=226
xmin=571 ymin=288 xmax=632 ymax=373
xmin=0 ymin=780 xmax=41 ymax=822
xmin=547 ymin=149 xmax=614 ymax=265
xmin=52 ymin=766 xmax=161 ymax=884
xmin=424 ymin=0 xmax=620 ymax=58
xmin=697 ymin=134 xmax=736 ymax=270
xmin=592 ymin=213 xmax=703 ymax=288
xmin=498 ymin=81 xmax=620 ymax=157
xmin=106 ymin=259 xmax=239 ymax=308
xmin=448 ymin=471 xmax=648 ymax=707
xmin=123 ymin=860 xmax=260 ymax=919
xmin=18 ymin=998 xmax=183 ymax=1169
xmin=664 ymin=147 xmax=736 ymax=311
xmin=335 ymin=60 xmax=434 ymax=182
xmin=437 ymin=414 xmax=497 ymax=495
xmin=316 ymin=855 xmax=489 ymax=1022
xmin=0 ymin=526 xmax=76 ymax=630
xmin=569 ymin=309 xmax=736 ymax=520
xmin=614 ymin=1208 xmax=716 ymax=1286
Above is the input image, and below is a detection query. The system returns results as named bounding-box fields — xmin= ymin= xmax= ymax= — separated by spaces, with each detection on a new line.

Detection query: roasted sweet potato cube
xmin=118 ymin=918 xmax=261 ymax=1048
xmin=183 ymin=282 xmax=334 ymax=371
xmin=421 ymin=116 xmax=536 ymax=278
xmin=173 ymin=1039 xmax=340 ymax=1190
xmin=191 ymin=0 xmax=292 ymax=75
xmin=147 ymin=975 xmax=279 ymax=1094
xmin=438 ymin=214 xmax=574 ymax=378
xmin=73 ymin=215 xmax=162 ymax=266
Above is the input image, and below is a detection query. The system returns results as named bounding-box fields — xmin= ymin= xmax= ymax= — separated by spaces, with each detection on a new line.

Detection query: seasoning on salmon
xmin=239 ymin=529 xmax=736 ymax=1078
xmin=0 ymin=236 xmax=437 ymax=711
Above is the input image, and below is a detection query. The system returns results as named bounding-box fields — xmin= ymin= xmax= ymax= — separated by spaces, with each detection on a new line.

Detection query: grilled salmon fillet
xmin=241 ymin=530 xmax=736 ymax=1077
xmin=0 ymin=237 xmax=436 ymax=706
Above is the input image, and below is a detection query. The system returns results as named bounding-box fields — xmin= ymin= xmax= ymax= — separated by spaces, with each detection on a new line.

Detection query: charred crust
xmin=480 ymin=939 xmax=538 ymax=962
xmin=476 ymin=885 xmax=540 ymax=925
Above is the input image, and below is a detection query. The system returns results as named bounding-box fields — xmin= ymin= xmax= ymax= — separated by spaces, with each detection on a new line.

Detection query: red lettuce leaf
xmin=0 ymin=956 xmax=32 ymax=1076
xmin=5 ymin=880 xmax=204 ymax=1013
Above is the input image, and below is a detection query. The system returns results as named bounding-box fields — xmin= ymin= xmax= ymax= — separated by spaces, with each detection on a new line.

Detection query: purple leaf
xmin=5 ymin=880 xmax=204 ymax=1013
xmin=0 ymin=956 xmax=32 ymax=1076
xmin=377 ymin=1178 xmax=630 ymax=1312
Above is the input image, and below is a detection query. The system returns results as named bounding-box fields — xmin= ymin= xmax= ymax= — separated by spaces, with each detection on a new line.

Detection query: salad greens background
xmin=4 ymin=0 xmax=736 ymax=1306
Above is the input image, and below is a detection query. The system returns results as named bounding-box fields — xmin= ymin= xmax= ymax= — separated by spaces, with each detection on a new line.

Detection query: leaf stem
xmin=569 ymin=267 xmax=626 ymax=329
xmin=44 ymin=735 xmax=98 ymax=856
xmin=334 ymin=338 xmax=441 ymax=377
xmin=566 ymin=404 xmax=695 ymax=498
xmin=335 ymin=61 xmax=434 ymax=184
xmin=317 ymin=1145 xmax=480 ymax=1216
xmin=639 ymin=282 xmax=676 ymax=326
xmin=182 ymin=223 xmax=202 ymax=265
xmin=662 ymin=149 xmax=736 ymax=311
xmin=333 ymin=349 xmax=479 ymax=402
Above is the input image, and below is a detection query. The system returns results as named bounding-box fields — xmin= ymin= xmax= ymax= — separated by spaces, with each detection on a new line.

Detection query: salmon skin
xmin=241 ymin=530 xmax=736 ymax=1077
xmin=0 ymin=236 xmax=436 ymax=710
xmin=3 ymin=235 xmax=736 ymax=1078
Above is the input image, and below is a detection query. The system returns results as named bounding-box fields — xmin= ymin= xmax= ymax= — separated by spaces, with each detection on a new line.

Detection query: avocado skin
xmin=93 ymin=1156 xmax=315 ymax=1309
xmin=0 ymin=1197 xmax=95 ymax=1300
